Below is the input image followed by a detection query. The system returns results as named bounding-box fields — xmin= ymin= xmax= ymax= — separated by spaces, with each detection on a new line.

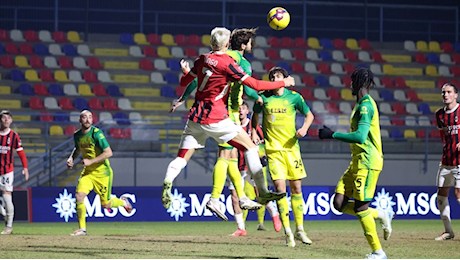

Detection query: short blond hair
xmin=210 ymin=27 xmax=230 ymax=50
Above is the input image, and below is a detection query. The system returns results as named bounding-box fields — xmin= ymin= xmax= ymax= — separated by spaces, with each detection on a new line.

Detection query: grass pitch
xmin=1 ymin=220 xmax=459 ymax=259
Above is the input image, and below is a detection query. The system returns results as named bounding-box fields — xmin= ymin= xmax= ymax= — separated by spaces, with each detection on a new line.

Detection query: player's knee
xmin=75 ymin=192 xmax=86 ymax=202
xmin=333 ymin=201 xmax=344 ymax=212
xmin=101 ymin=201 xmax=111 ymax=209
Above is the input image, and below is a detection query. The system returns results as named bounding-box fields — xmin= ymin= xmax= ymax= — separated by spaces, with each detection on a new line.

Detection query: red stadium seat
xmin=327 ymin=89 xmax=342 ymax=100
xmin=59 ymin=97 xmax=75 ymax=110
xmin=53 ymin=31 xmax=68 ymax=43
xmin=40 ymin=70 xmax=55 ymax=82
xmin=300 ymin=88 xmax=316 ymax=100
xmin=343 ymin=63 xmax=355 ymax=74
xmin=83 ymin=71 xmax=99 ymax=83
xmin=451 ymin=78 xmax=460 ymax=87
xmin=371 ymin=51 xmax=386 ymax=62
xmin=175 ymin=86 xmax=187 ymax=98
xmin=147 ymin=33 xmax=162 ymax=45
xmin=58 ymin=57 xmax=74 ymax=69
xmin=358 ymin=39 xmax=373 ymax=50
xmin=5 ymin=43 xmax=19 ymax=55
xmin=394 ymin=77 xmax=409 ymax=88
xmin=452 ymin=54 xmax=460 ymax=65
xmin=92 ymin=112 xmax=99 ymax=124
xmin=139 ymin=58 xmax=155 ymax=70
xmin=268 ymin=37 xmax=281 ymax=48
xmin=143 ymin=46 xmax=158 ymax=57
xmin=110 ymin=128 xmax=124 ymax=139
xmin=89 ymin=98 xmax=104 ymax=110
xmin=40 ymin=111 xmax=53 ymax=122
xmin=430 ymin=129 xmax=441 ymax=139
xmin=342 ymin=76 xmax=352 ymax=87
xmin=294 ymin=37 xmax=308 ymax=48
xmin=293 ymin=50 xmax=307 ymax=60
xmin=0 ymin=29 xmax=11 ymax=41
xmin=266 ymin=49 xmax=280 ymax=60
xmin=307 ymin=128 xmax=319 ymax=137
xmin=65 ymin=125 xmax=78 ymax=135
xmin=24 ymin=30 xmax=40 ymax=42
xmin=451 ymin=66 xmax=460 ymax=77
xmin=19 ymin=43 xmax=34 ymax=55
xmin=185 ymin=47 xmax=198 ymax=58
xmin=302 ymin=75 xmax=317 ymax=87
xmin=103 ymin=98 xmax=119 ymax=110
xmin=124 ymin=128 xmax=131 ymax=139
xmin=326 ymin=101 xmax=342 ymax=113
xmin=34 ymin=83 xmax=50 ymax=95
xmin=1 ymin=56 xmax=15 ymax=68
xmin=188 ymin=34 xmax=203 ymax=46
xmin=263 ymin=61 xmax=276 ymax=72
xmin=345 ymin=51 xmax=360 ymax=62
xmin=392 ymin=103 xmax=408 ymax=114
xmin=281 ymin=37 xmax=293 ymax=48
xmin=441 ymin=42 xmax=454 ymax=53
xmin=30 ymin=56 xmax=45 ymax=68
xmin=291 ymin=62 xmax=305 ymax=73
xmin=174 ymin=34 xmax=187 ymax=46
xmin=415 ymin=53 xmax=428 ymax=64
xmin=318 ymin=63 xmax=332 ymax=74
xmin=391 ymin=116 xmax=404 ymax=126
xmin=333 ymin=38 xmax=347 ymax=50
xmin=93 ymin=84 xmax=109 ymax=96
xmin=381 ymin=77 xmax=394 ymax=88
xmin=88 ymin=57 xmax=103 ymax=69
xmin=416 ymin=130 xmax=426 ymax=139
xmin=406 ymin=90 xmax=422 ymax=102
xmin=437 ymin=78 xmax=449 ymax=88
xmin=29 ymin=97 xmax=45 ymax=109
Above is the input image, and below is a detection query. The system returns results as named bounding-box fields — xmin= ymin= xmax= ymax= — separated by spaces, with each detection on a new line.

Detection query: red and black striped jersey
xmin=436 ymin=104 xmax=460 ymax=166
xmin=238 ymin=119 xmax=264 ymax=171
xmin=0 ymin=129 xmax=23 ymax=175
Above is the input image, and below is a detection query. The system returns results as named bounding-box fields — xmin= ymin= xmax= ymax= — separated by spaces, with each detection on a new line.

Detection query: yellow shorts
xmin=218 ymin=142 xmax=234 ymax=149
xmin=267 ymin=150 xmax=306 ymax=181
xmin=76 ymin=167 xmax=114 ymax=205
xmin=335 ymin=162 xmax=381 ymax=202
xmin=218 ymin=111 xmax=241 ymax=149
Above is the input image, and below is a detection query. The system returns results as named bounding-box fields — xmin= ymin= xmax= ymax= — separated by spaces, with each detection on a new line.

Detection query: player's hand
xmin=283 ymin=76 xmax=295 ymax=87
xmin=319 ymin=125 xmax=335 ymax=139
xmin=67 ymin=158 xmax=74 ymax=169
xmin=252 ymin=134 xmax=261 ymax=145
xmin=456 ymin=142 xmax=460 ymax=151
xmin=23 ymin=168 xmax=29 ymax=181
xmin=296 ymin=128 xmax=307 ymax=138
xmin=82 ymin=159 xmax=93 ymax=167
xmin=180 ymin=59 xmax=190 ymax=74
xmin=256 ymin=96 xmax=264 ymax=105
xmin=170 ymin=99 xmax=185 ymax=113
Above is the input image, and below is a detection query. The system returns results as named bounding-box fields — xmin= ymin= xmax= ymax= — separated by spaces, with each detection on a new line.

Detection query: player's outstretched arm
xmin=242 ymin=75 xmax=295 ymax=91
xmin=179 ymin=59 xmax=197 ymax=87
xmin=319 ymin=123 xmax=370 ymax=144
xmin=67 ymin=147 xmax=80 ymax=169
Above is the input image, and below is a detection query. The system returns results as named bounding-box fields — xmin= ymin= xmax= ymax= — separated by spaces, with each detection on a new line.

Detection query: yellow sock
xmin=342 ymin=201 xmax=379 ymax=219
xmin=244 ymin=181 xmax=256 ymax=200
xmin=109 ymin=197 xmax=124 ymax=208
xmin=228 ymin=159 xmax=245 ymax=198
xmin=242 ymin=209 xmax=248 ymax=221
xmin=291 ymin=193 xmax=304 ymax=228
xmin=277 ymin=197 xmax=290 ymax=228
xmin=76 ymin=202 xmax=86 ymax=229
xmin=257 ymin=205 xmax=265 ymax=224
xmin=211 ymin=158 xmax=228 ymax=198
xmin=357 ymin=209 xmax=382 ymax=252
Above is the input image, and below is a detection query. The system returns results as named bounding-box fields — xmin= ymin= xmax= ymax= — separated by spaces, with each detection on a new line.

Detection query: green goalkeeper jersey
xmin=74 ymin=126 xmax=111 ymax=173
xmin=253 ymin=89 xmax=310 ymax=151
xmin=348 ymin=94 xmax=383 ymax=170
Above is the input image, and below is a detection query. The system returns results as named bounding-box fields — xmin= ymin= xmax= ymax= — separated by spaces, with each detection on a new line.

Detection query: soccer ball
xmin=267 ymin=7 xmax=290 ymax=31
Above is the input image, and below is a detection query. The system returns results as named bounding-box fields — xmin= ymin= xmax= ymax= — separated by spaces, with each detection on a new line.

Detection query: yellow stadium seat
xmin=25 ymin=70 xmax=41 ymax=81
xmin=426 ymin=65 xmax=440 ymax=77
xmin=428 ymin=41 xmax=442 ymax=52
xmin=338 ymin=115 xmax=349 ymax=125
xmin=307 ymin=37 xmax=323 ymax=49
xmin=157 ymin=46 xmax=173 ymax=58
xmin=161 ymin=33 xmax=176 ymax=46
xmin=186 ymin=99 xmax=194 ymax=109
xmin=49 ymin=125 xmax=64 ymax=135
xmin=55 ymin=70 xmax=71 ymax=82
xmin=0 ymin=86 xmax=11 ymax=94
xmin=78 ymin=84 xmax=94 ymax=96
xmin=346 ymin=38 xmax=361 ymax=50
xmin=15 ymin=56 xmax=30 ymax=68
xmin=134 ymin=33 xmax=149 ymax=45
xmin=341 ymin=89 xmax=354 ymax=100
xmin=262 ymin=74 xmax=270 ymax=81
xmin=382 ymin=64 xmax=394 ymax=75
xmin=404 ymin=129 xmax=416 ymax=139
xmin=201 ymin=34 xmax=211 ymax=46
xmin=67 ymin=31 xmax=83 ymax=43
xmin=416 ymin=41 xmax=429 ymax=52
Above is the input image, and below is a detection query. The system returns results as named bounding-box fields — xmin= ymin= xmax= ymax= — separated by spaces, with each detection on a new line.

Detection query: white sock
xmin=266 ymin=201 xmax=278 ymax=217
xmin=2 ymin=194 xmax=13 ymax=228
xmin=437 ymin=195 xmax=453 ymax=233
xmin=377 ymin=209 xmax=385 ymax=220
xmin=80 ymin=227 xmax=86 ymax=231
xmin=284 ymin=226 xmax=292 ymax=234
xmin=374 ymin=249 xmax=385 ymax=255
xmin=297 ymin=225 xmax=304 ymax=232
xmin=164 ymin=157 xmax=187 ymax=182
xmin=244 ymin=147 xmax=269 ymax=195
xmin=234 ymin=213 xmax=245 ymax=230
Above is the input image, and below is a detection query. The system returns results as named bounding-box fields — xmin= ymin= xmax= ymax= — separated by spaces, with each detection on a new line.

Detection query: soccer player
xmin=434 ymin=82 xmax=460 ymax=241
xmin=66 ymin=110 xmax=133 ymax=236
xmin=0 ymin=110 xmax=28 ymax=235
xmin=161 ymin=27 xmax=294 ymax=221
xmin=319 ymin=68 xmax=394 ymax=259
xmin=252 ymin=67 xmax=314 ymax=247
xmin=229 ymin=102 xmax=281 ymax=236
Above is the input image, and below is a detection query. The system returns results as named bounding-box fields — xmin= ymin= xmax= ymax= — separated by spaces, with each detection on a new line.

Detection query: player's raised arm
xmin=179 ymin=58 xmax=200 ymax=87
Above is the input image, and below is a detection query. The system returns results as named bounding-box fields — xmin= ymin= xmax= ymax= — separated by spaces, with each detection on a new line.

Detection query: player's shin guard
xmin=437 ymin=195 xmax=453 ymax=233
xmin=357 ymin=209 xmax=382 ymax=252
xmin=228 ymin=159 xmax=245 ymax=198
xmin=2 ymin=194 xmax=13 ymax=227
xmin=244 ymin=147 xmax=269 ymax=195
xmin=277 ymin=197 xmax=290 ymax=228
xmin=76 ymin=202 xmax=86 ymax=229
xmin=164 ymin=157 xmax=187 ymax=183
xmin=291 ymin=193 xmax=304 ymax=228
xmin=211 ymin=158 xmax=229 ymax=198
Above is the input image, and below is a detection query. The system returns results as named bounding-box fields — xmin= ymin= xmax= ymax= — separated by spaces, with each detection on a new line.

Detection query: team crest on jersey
xmin=455 ymin=116 xmax=458 ymax=123
xmin=7 ymin=138 xmax=10 ymax=145
xmin=284 ymin=100 xmax=289 ymax=106
xmin=237 ymin=65 xmax=244 ymax=73
xmin=268 ymin=114 xmax=276 ymax=122
xmin=360 ymin=106 xmax=368 ymax=114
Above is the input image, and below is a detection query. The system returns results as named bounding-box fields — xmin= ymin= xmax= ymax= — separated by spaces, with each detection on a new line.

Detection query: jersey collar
xmin=445 ymin=103 xmax=459 ymax=114
xmin=0 ymin=128 xmax=11 ymax=136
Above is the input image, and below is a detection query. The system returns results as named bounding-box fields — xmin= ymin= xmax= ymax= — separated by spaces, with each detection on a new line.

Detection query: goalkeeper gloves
xmin=319 ymin=125 xmax=335 ymax=139
xmin=260 ymin=155 xmax=268 ymax=167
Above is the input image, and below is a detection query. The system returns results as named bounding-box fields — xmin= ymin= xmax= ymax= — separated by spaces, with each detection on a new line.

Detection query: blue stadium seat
xmin=107 ymin=85 xmax=123 ymax=97
xmin=390 ymin=129 xmax=405 ymax=141
xmin=114 ymin=112 xmax=130 ymax=125
xmin=418 ymin=103 xmax=432 ymax=115
xmin=19 ymin=83 xmax=35 ymax=95
xmin=356 ymin=63 xmax=368 ymax=69
xmin=164 ymin=72 xmax=179 ymax=84
xmin=426 ymin=53 xmax=441 ymax=64
xmin=73 ymin=98 xmax=88 ymax=110
xmin=10 ymin=69 xmax=25 ymax=81
xmin=161 ymin=85 xmax=176 ymax=98
xmin=245 ymin=53 xmax=254 ymax=60
xmin=319 ymin=50 xmax=334 ymax=61
xmin=453 ymin=42 xmax=460 ymax=53
xmin=120 ymin=33 xmax=135 ymax=45
xmin=34 ymin=44 xmax=50 ymax=55
xmin=0 ymin=43 xmax=5 ymax=54
xmin=320 ymin=38 xmax=334 ymax=49
xmin=62 ymin=44 xmax=78 ymax=56
xmin=168 ymin=59 xmax=181 ymax=71
xmin=277 ymin=62 xmax=291 ymax=73
xmin=380 ymin=89 xmax=395 ymax=101
xmin=54 ymin=112 xmax=70 ymax=122
xmin=48 ymin=84 xmax=65 ymax=96
xmin=315 ymin=75 xmax=331 ymax=87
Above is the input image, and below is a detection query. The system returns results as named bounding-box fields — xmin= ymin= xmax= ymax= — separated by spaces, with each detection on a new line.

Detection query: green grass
xmin=0 ymin=220 xmax=459 ymax=259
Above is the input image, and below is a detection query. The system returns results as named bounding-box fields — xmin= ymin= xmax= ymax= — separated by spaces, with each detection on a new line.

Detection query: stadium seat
xmin=302 ymin=75 xmax=317 ymax=87
xmin=358 ymin=39 xmax=373 ymax=50
xmin=87 ymin=57 xmax=103 ymax=69
xmin=329 ymin=75 xmax=344 ymax=87
xmin=161 ymin=33 xmax=176 ymax=46
xmin=370 ymin=64 xmax=384 ymax=75
xmin=78 ymin=84 xmax=94 ymax=96
xmin=53 ymin=31 xmax=68 ymax=43
xmin=312 ymin=101 xmax=328 ymax=114
xmin=333 ymin=38 xmax=347 ymax=50
xmin=44 ymin=97 xmax=60 ymax=109
xmin=33 ymin=43 xmax=49 ymax=55
xmin=327 ymin=89 xmax=342 ymax=100
xmin=304 ymin=62 xmax=319 ymax=74
xmin=0 ymin=29 xmax=11 ymax=41
xmin=107 ymin=85 xmax=123 ymax=97
xmin=151 ymin=72 xmax=167 ymax=84
xmin=92 ymin=84 xmax=109 ymax=96
xmin=292 ymin=50 xmax=307 ymax=61
xmin=319 ymin=50 xmax=334 ymax=61
xmin=133 ymin=33 xmax=148 ymax=45
xmin=10 ymin=29 xmax=24 ymax=41
xmin=277 ymin=62 xmax=290 ymax=72
xmin=67 ymin=31 xmax=83 ymax=43
xmin=379 ymin=102 xmax=394 ymax=114
xmin=331 ymin=63 xmax=345 ymax=75
xmin=118 ymin=98 xmax=134 ymax=110
xmin=344 ymin=51 xmax=360 ymax=62
xmin=315 ymin=75 xmax=330 ymax=87
xmin=318 ymin=63 xmax=332 ymax=74
xmin=77 ymin=44 xmax=92 ymax=56
xmin=114 ymin=112 xmax=130 ymax=125
xmin=381 ymin=77 xmax=394 ymax=88
xmin=29 ymin=97 xmax=45 ymax=109
xmin=73 ymin=97 xmax=88 ymax=110
xmin=64 ymin=125 xmax=78 ymax=135
xmin=5 ymin=43 xmax=19 ymax=54
xmin=319 ymin=38 xmax=334 ymax=49
xmin=49 ymin=125 xmax=64 ymax=135
xmin=185 ymin=47 xmax=198 ymax=58
xmin=291 ymin=62 xmax=305 ymax=73
xmin=161 ymin=85 xmax=176 ymax=98
xmin=1 ymin=56 xmax=15 ymax=68
xmin=158 ymin=46 xmax=173 ymax=58
xmin=342 ymin=76 xmax=351 ymax=87
xmin=406 ymin=103 xmax=421 ymax=115
xmin=280 ymin=49 xmax=294 ymax=60
xmin=168 ymin=59 xmax=181 ymax=71
xmin=314 ymin=88 xmax=329 ymax=100
xmin=279 ymin=37 xmax=293 ymax=48
xmin=253 ymin=49 xmax=267 ymax=60
xmin=56 ymin=70 xmax=72 ymax=82
xmin=339 ymin=101 xmax=352 ymax=114
xmin=188 ymin=34 xmax=203 ymax=46
xmin=143 ymin=46 xmax=158 ymax=57
xmin=451 ymin=66 xmax=460 ymax=77
xmin=83 ymin=71 xmax=99 ymax=83
xmin=264 ymin=61 xmax=276 ymax=72
xmin=30 ymin=56 xmax=45 ymax=68
xmin=268 ymin=37 xmax=281 ymax=48
xmin=20 ymin=43 xmax=34 ymax=55
xmin=416 ymin=129 xmax=426 ymax=139
xmin=129 ymin=46 xmax=144 ymax=57
xmin=171 ymin=47 xmax=186 ymax=59
xmin=120 ymin=33 xmax=135 ymax=45
xmin=343 ymin=63 xmax=355 ymax=74
xmin=44 ymin=56 xmax=59 ymax=68
xmin=416 ymin=41 xmax=429 ymax=52
xmin=98 ymin=112 xmax=115 ymax=125
xmin=103 ymin=98 xmax=119 ymax=110
xmin=380 ymin=89 xmax=395 ymax=101
xmin=394 ymin=89 xmax=409 ymax=101
xmin=332 ymin=50 xmax=346 ymax=62
xmin=415 ymin=52 xmax=428 ymax=64
xmin=73 ymin=57 xmax=89 ymax=69
xmin=441 ymin=42 xmax=454 ymax=53
xmin=54 ymin=112 xmax=69 ymax=122
xmin=25 ymin=69 xmax=41 ymax=81
xmin=406 ymin=90 xmax=422 ymax=102
xmin=299 ymin=88 xmax=316 ymax=100
xmin=34 ymin=83 xmax=50 ymax=95
xmin=371 ymin=52 xmax=386 ymax=62
xmin=140 ymin=58 xmax=155 ymax=70
xmin=154 ymin=59 xmax=168 ymax=70
xmin=10 ymin=69 xmax=26 ymax=81
xmin=255 ymin=36 xmax=269 ymax=47
xmin=88 ymin=97 xmax=103 ymax=110
xmin=307 ymin=37 xmax=322 ymax=49
xmin=427 ymin=53 xmax=441 ymax=64
xmin=326 ymin=101 xmax=341 ymax=113
xmin=346 ymin=38 xmax=361 ymax=50
xmin=394 ymin=77 xmax=409 ymax=88
xmin=19 ymin=83 xmax=35 ymax=95
xmin=440 ymin=54 xmax=454 ymax=65
xmin=164 ymin=72 xmax=179 ymax=84
xmin=49 ymin=84 xmax=65 ymax=96
xmin=49 ymin=44 xmax=64 ymax=55
xmin=146 ymin=33 xmax=161 ymax=45
xmin=391 ymin=116 xmax=405 ymax=126
xmin=404 ymin=40 xmax=417 ymax=52
xmin=428 ymin=41 xmax=442 ymax=52
xmin=439 ymin=65 xmax=453 ymax=77
xmin=418 ymin=103 xmax=433 ymax=115
xmin=38 ymin=30 xmax=53 ymax=42
xmin=306 ymin=50 xmax=320 ymax=61
xmin=390 ymin=129 xmax=405 ymax=140
xmin=340 ymin=88 xmax=354 ymax=100
xmin=392 ymin=102 xmax=408 ymax=114
xmin=358 ymin=51 xmax=372 ymax=62
xmin=59 ymin=97 xmax=75 ymax=110
xmin=426 ymin=65 xmax=440 ymax=77
xmin=58 ymin=57 xmax=74 ymax=69
xmin=40 ymin=111 xmax=54 ymax=121
xmin=63 ymin=44 xmax=78 ymax=56
xmin=109 ymin=128 xmax=124 ymax=139
xmin=129 ymin=112 xmax=144 ymax=125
